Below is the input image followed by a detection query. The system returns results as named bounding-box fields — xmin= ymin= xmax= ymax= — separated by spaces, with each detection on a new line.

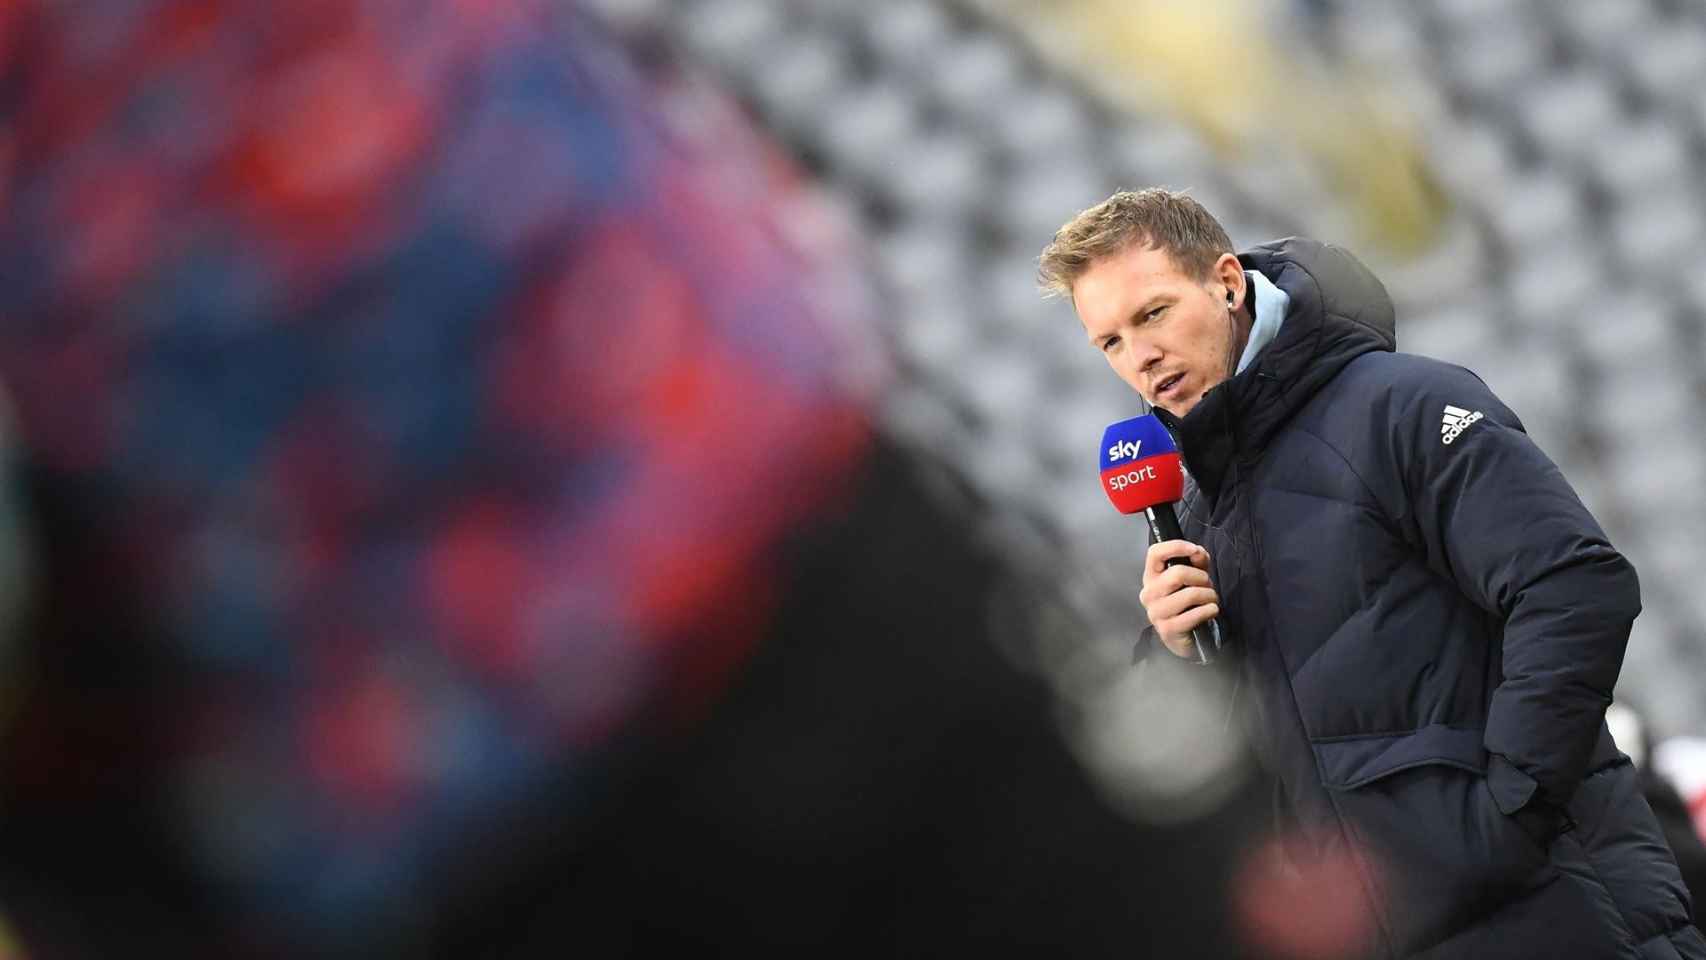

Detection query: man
xmin=1040 ymin=189 xmax=1706 ymax=959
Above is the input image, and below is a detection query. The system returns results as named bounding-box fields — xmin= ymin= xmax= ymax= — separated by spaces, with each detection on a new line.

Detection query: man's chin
xmin=1137 ymin=381 xmax=1201 ymax=417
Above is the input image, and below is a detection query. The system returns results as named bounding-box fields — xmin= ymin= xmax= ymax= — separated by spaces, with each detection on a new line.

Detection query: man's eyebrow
xmin=1086 ymin=295 xmax=1173 ymax=344
xmin=1127 ymin=295 xmax=1169 ymax=322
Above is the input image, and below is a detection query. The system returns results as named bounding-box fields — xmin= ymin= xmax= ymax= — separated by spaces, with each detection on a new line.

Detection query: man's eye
xmin=1145 ymin=306 xmax=1166 ymax=323
xmin=1101 ymin=337 xmax=1120 ymax=353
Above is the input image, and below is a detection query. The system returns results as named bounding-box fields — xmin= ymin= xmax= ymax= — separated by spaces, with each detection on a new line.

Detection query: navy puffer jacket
xmin=1155 ymin=238 xmax=1706 ymax=959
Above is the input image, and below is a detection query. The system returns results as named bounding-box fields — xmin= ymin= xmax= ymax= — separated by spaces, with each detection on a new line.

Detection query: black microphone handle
xmin=1145 ymin=504 xmax=1221 ymax=666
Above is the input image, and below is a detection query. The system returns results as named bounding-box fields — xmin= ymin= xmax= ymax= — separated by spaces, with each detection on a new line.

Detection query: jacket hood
xmin=1156 ymin=237 xmax=1397 ymax=500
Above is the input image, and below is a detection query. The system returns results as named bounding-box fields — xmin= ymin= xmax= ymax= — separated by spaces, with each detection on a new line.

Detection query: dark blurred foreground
xmin=0 ymin=431 xmax=1275 ymax=957
xmin=0 ymin=2 xmax=1284 ymax=956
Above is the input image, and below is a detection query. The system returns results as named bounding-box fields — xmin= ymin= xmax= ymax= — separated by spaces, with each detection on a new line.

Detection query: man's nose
xmin=1128 ymin=340 xmax=1163 ymax=377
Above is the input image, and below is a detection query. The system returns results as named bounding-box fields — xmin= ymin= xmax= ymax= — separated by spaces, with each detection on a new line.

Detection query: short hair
xmin=1038 ymin=188 xmax=1235 ymax=300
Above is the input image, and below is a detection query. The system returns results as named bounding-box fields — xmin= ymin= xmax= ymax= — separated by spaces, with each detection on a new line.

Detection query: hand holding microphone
xmin=1140 ymin=537 xmax=1220 ymax=663
xmin=1098 ymin=415 xmax=1223 ymax=665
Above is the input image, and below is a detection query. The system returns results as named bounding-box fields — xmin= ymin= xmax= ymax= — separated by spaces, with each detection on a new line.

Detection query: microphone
xmin=1098 ymin=415 xmax=1222 ymax=665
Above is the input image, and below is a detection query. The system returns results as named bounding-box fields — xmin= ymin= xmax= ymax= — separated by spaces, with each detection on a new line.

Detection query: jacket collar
xmin=1154 ymin=237 xmax=1397 ymax=501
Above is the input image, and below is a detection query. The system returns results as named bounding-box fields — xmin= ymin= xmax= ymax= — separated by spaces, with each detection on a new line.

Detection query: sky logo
xmin=1106 ymin=439 xmax=1143 ymax=462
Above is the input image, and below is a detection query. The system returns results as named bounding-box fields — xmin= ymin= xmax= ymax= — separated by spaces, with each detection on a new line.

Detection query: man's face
xmin=1074 ymin=243 xmax=1241 ymax=418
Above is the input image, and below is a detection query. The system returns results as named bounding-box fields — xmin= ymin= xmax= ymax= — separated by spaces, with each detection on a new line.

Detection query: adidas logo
xmin=1441 ymin=404 xmax=1483 ymax=445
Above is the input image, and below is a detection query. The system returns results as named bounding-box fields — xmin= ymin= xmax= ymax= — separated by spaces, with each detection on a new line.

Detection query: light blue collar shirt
xmin=1235 ymin=269 xmax=1289 ymax=374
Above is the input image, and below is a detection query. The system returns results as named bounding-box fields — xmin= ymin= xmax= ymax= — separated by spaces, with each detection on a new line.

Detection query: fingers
xmin=1145 ymin=539 xmax=1210 ymax=578
xmin=1154 ymin=603 xmax=1221 ymax=658
xmin=1162 ymin=600 xmax=1220 ymax=635
xmin=1139 ymin=561 xmax=1212 ymax=608
xmin=1141 ymin=563 xmax=1211 ymax=597
xmin=1145 ymin=585 xmax=1220 ymax=624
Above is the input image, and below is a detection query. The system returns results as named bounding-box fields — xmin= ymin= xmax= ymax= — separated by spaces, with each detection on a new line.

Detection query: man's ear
xmin=1213 ymin=253 xmax=1245 ymax=310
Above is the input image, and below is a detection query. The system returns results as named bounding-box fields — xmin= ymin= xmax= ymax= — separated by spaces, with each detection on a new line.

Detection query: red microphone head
xmin=1098 ymin=414 xmax=1185 ymax=514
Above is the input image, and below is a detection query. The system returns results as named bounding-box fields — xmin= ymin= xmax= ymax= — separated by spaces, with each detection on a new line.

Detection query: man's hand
xmin=1140 ymin=540 xmax=1219 ymax=659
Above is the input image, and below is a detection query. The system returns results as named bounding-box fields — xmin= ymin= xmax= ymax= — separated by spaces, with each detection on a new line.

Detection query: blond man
xmin=1042 ymin=189 xmax=1704 ymax=959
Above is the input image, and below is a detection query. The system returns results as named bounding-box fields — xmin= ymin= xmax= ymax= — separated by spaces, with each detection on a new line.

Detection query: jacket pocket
xmin=1313 ymin=726 xmax=1555 ymax=955
xmin=1313 ymin=723 xmax=1487 ymax=789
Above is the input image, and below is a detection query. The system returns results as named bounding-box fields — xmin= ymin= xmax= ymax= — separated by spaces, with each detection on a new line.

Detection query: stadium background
xmin=0 ymin=0 xmax=1703 ymax=956
xmin=584 ymin=0 xmax=1706 ymax=793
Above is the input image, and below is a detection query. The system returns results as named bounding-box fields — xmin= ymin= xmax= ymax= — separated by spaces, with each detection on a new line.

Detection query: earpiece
xmin=1226 ymin=289 xmax=1235 ymax=306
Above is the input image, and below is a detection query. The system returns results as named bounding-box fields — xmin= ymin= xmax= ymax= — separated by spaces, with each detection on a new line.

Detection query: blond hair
xmin=1038 ymin=188 xmax=1234 ymax=300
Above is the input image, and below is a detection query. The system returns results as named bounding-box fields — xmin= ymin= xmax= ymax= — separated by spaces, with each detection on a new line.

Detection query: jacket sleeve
xmin=1382 ymin=363 xmax=1638 ymax=817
